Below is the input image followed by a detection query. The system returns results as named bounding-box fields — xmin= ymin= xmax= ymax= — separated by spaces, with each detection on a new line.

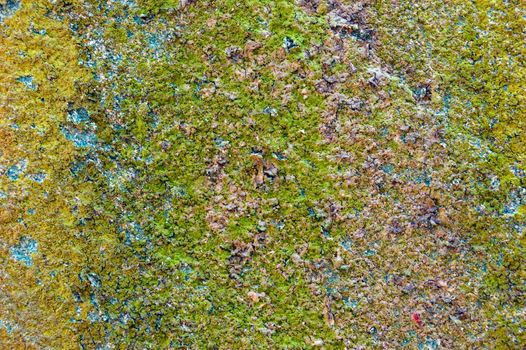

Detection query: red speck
xmin=411 ymin=312 xmax=423 ymax=327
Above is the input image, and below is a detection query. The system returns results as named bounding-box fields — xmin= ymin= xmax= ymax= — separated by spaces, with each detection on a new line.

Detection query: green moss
xmin=1 ymin=0 xmax=524 ymax=348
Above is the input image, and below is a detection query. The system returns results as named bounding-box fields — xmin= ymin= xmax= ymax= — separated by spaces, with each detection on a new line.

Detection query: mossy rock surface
xmin=0 ymin=0 xmax=524 ymax=348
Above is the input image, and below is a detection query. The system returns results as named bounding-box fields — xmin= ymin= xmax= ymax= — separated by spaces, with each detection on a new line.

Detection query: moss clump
xmin=1 ymin=0 xmax=524 ymax=348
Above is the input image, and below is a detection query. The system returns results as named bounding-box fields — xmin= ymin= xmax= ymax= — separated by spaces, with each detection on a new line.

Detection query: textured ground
xmin=0 ymin=0 xmax=525 ymax=349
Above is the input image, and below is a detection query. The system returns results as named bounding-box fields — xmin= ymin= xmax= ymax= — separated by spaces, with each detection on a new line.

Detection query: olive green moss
xmin=0 ymin=0 xmax=524 ymax=348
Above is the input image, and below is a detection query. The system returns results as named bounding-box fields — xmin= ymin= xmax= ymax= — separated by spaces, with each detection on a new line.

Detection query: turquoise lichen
xmin=0 ymin=0 xmax=20 ymax=22
xmin=10 ymin=236 xmax=38 ymax=266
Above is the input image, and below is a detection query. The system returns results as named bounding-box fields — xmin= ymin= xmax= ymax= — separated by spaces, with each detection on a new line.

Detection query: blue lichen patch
xmin=16 ymin=75 xmax=36 ymax=90
xmin=67 ymin=107 xmax=91 ymax=124
xmin=0 ymin=0 xmax=20 ymax=22
xmin=5 ymin=159 xmax=27 ymax=181
xmin=0 ymin=319 xmax=14 ymax=336
xmin=60 ymin=127 xmax=98 ymax=148
xmin=26 ymin=172 xmax=47 ymax=183
xmin=10 ymin=236 xmax=38 ymax=266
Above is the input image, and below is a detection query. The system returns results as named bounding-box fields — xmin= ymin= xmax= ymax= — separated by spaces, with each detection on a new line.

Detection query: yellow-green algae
xmin=0 ymin=0 xmax=524 ymax=348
